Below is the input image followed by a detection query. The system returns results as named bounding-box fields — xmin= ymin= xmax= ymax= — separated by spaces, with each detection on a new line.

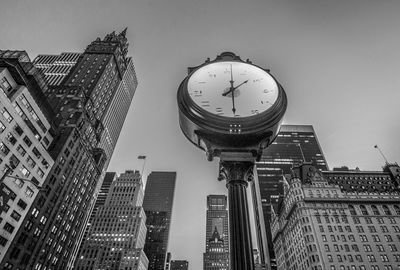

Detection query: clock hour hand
xmin=222 ymin=80 xmax=249 ymax=96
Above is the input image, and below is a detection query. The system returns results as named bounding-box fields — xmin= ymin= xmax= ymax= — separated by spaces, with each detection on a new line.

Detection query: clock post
xmin=177 ymin=52 xmax=287 ymax=270
xmin=218 ymin=155 xmax=256 ymax=269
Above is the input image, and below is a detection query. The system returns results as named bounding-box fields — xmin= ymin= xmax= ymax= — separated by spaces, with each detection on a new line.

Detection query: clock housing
xmin=177 ymin=52 xmax=287 ymax=160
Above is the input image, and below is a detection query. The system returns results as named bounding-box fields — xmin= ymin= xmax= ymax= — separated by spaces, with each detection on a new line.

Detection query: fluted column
xmin=219 ymin=161 xmax=254 ymax=270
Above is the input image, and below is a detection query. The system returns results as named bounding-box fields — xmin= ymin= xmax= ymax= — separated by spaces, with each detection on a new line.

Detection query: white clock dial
xmin=187 ymin=61 xmax=279 ymax=117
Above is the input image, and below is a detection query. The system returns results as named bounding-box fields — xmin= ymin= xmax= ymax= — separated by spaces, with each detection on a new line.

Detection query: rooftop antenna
xmin=296 ymin=143 xmax=306 ymax=163
xmin=137 ymin=155 xmax=147 ymax=179
xmin=374 ymin=145 xmax=388 ymax=164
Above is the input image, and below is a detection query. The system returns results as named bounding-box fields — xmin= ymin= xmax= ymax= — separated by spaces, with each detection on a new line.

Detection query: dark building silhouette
xmin=253 ymin=125 xmax=328 ymax=269
xmin=143 ymin=171 xmax=176 ymax=270
xmin=272 ymin=162 xmax=400 ymax=269
xmin=0 ymin=29 xmax=137 ymax=269
xmin=170 ymin=260 xmax=189 ymax=270
xmin=203 ymin=195 xmax=229 ymax=270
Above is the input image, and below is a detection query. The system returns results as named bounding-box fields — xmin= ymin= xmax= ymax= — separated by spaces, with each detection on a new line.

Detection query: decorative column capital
xmin=218 ymin=161 xmax=254 ymax=186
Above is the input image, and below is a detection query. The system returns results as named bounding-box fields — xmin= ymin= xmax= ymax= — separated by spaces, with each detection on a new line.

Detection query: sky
xmin=1 ymin=0 xmax=400 ymax=268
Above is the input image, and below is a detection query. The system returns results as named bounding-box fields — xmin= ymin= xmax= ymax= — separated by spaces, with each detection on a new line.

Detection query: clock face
xmin=187 ymin=61 xmax=279 ymax=118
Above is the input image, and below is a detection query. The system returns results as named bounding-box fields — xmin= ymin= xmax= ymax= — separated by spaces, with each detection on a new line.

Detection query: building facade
xmin=203 ymin=195 xmax=229 ymax=270
xmin=143 ymin=171 xmax=176 ymax=270
xmin=0 ymin=51 xmax=56 ymax=264
xmin=0 ymin=29 xmax=137 ymax=270
xmin=76 ymin=171 xmax=116 ymax=258
xmin=75 ymin=170 xmax=148 ymax=270
xmin=271 ymin=162 xmax=400 ymax=270
xmin=33 ymin=53 xmax=81 ymax=87
xmin=253 ymin=124 xmax=329 ymax=268
xmin=170 ymin=260 xmax=189 ymax=270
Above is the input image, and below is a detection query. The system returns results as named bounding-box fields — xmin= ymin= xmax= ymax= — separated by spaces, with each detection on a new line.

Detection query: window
xmin=394 ymin=205 xmax=400 ymax=215
xmin=0 ymin=121 xmax=5 ymax=133
xmin=14 ymin=124 xmax=23 ymax=136
xmin=371 ymin=205 xmax=380 ymax=215
xmin=11 ymin=210 xmax=21 ymax=221
xmin=389 ymin=244 xmax=397 ymax=252
xmin=367 ymin=255 xmax=376 ymax=262
xmin=32 ymin=147 xmax=41 ymax=159
xmin=352 ymin=244 xmax=359 ymax=252
xmin=17 ymin=199 xmax=27 ymax=209
xmin=360 ymin=235 xmax=368 ymax=242
xmin=0 ymin=142 xmax=10 ymax=156
xmin=360 ymin=205 xmax=369 ymax=215
xmin=16 ymin=145 xmax=26 ymax=156
xmin=1 ymin=77 xmax=11 ymax=91
xmin=382 ymin=205 xmax=392 ymax=216
xmin=380 ymin=254 xmax=389 ymax=262
xmin=384 ymin=235 xmax=393 ymax=242
xmin=25 ymin=187 xmax=34 ymax=197
xmin=372 ymin=235 xmax=380 ymax=242
xmin=4 ymin=222 xmax=15 ymax=233
xmin=368 ymin=226 xmax=376 ymax=233
xmin=23 ymin=136 xmax=32 ymax=147
xmin=33 ymin=227 xmax=41 ymax=237
xmin=364 ymin=244 xmax=372 ymax=252
xmin=41 ymin=159 xmax=49 ymax=169
xmin=6 ymin=133 xmax=17 ymax=145
xmin=376 ymin=244 xmax=385 ymax=252
xmin=37 ymin=168 xmax=44 ymax=178
xmin=20 ymin=166 xmax=30 ymax=177
xmin=1 ymin=108 xmax=13 ymax=122
xmin=31 ymin=207 xmax=39 ymax=217
xmin=0 ymin=236 xmax=8 ymax=246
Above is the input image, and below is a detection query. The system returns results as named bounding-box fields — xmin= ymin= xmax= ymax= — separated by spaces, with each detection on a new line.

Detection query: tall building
xmin=143 ymin=171 xmax=176 ymax=270
xmin=170 ymin=260 xmax=189 ymax=270
xmin=75 ymin=170 xmax=148 ymax=270
xmin=0 ymin=29 xmax=137 ymax=269
xmin=0 ymin=51 xmax=56 ymax=264
xmin=271 ymin=162 xmax=400 ymax=270
xmin=76 ymin=171 xmax=116 ymax=257
xmin=203 ymin=195 xmax=229 ymax=270
xmin=33 ymin=53 xmax=81 ymax=87
xmin=253 ymin=124 xmax=328 ymax=268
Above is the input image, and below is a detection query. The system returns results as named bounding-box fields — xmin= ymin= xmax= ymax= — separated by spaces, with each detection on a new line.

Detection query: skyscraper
xmin=76 ymin=171 xmax=116 ymax=258
xmin=203 ymin=195 xmax=229 ymax=270
xmin=253 ymin=124 xmax=328 ymax=268
xmin=170 ymin=260 xmax=189 ymax=270
xmin=75 ymin=170 xmax=148 ymax=270
xmin=271 ymin=162 xmax=400 ymax=270
xmin=0 ymin=29 xmax=137 ymax=269
xmin=0 ymin=51 xmax=56 ymax=264
xmin=143 ymin=171 xmax=176 ymax=270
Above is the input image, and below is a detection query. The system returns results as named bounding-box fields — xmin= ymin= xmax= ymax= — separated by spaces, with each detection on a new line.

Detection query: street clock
xmin=177 ymin=52 xmax=287 ymax=161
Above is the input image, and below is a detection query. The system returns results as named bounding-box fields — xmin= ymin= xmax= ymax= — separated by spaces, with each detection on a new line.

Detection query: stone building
xmin=271 ymin=161 xmax=400 ymax=270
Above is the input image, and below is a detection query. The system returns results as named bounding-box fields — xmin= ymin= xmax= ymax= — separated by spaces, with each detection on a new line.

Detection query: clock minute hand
xmin=222 ymin=80 xmax=249 ymax=96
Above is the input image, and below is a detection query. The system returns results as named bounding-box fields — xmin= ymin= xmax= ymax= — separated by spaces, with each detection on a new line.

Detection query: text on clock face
xmin=187 ymin=61 xmax=279 ymax=117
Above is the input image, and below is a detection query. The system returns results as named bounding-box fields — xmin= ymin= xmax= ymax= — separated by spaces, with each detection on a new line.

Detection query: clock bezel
xmin=178 ymin=53 xmax=287 ymax=135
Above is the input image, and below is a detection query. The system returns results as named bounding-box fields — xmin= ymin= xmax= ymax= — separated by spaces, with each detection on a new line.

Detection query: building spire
xmin=119 ymin=27 xmax=127 ymax=37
